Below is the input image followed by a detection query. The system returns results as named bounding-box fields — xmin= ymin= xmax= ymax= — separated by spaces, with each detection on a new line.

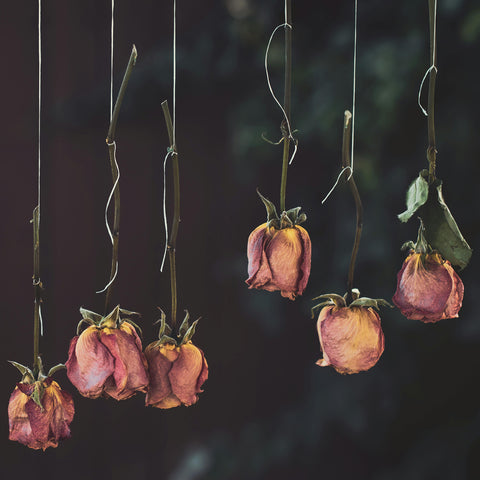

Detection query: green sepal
xmin=311 ymin=301 xmax=335 ymax=319
xmin=179 ymin=319 xmax=200 ymax=346
xmin=419 ymin=181 xmax=472 ymax=269
xmin=101 ymin=305 xmax=121 ymax=327
xmin=296 ymin=213 xmax=307 ymax=225
xmin=159 ymin=335 xmax=177 ymax=345
xmin=125 ymin=319 xmax=143 ymax=338
xmin=8 ymin=361 xmax=35 ymax=384
xmin=79 ymin=307 xmax=103 ymax=325
xmin=155 ymin=309 xmax=172 ymax=339
xmin=398 ymin=170 xmax=429 ymax=223
xmin=119 ymin=308 xmax=141 ymax=317
xmin=349 ymin=297 xmax=394 ymax=310
xmin=311 ymin=294 xmax=346 ymax=308
xmin=47 ymin=364 xmax=66 ymax=378
xmin=178 ymin=310 xmax=190 ymax=338
xmin=30 ymin=382 xmax=45 ymax=411
xmin=279 ymin=211 xmax=293 ymax=228
xmin=401 ymin=240 xmax=416 ymax=252
xmin=286 ymin=207 xmax=301 ymax=223
xmin=256 ymin=189 xmax=279 ymax=223
xmin=76 ymin=317 xmax=95 ymax=335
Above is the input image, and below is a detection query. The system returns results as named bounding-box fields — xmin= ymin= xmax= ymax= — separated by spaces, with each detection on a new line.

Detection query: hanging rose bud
xmin=66 ymin=306 xmax=149 ymax=400
xmin=313 ymin=291 xmax=390 ymax=374
xmin=8 ymin=360 xmax=74 ymax=450
xmin=145 ymin=310 xmax=208 ymax=409
xmin=392 ymin=219 xmax=464 ymax=323
xmin=246 ymin=190 xmax=311 ymax=300
xmin=393 ymin=251 xmax=464 ymax=322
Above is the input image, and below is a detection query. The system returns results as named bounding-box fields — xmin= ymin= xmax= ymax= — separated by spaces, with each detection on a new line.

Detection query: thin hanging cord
xmin=97 ymin=1 xmax=119 ymax=293
xmin=322 ymin=0 xmax=357 ymax=204
xmin=350 ymin=0 xmax=357 ymax=179
xmin=96 ymin=141 xmax=119 ymax=293
xmin=37 ymin=0 xmax=43 ymax=336
xmin=418 ymin=0 xmax=437 ymax=116
xmin=264 ymin=21 xmax=298 ymax=165
xmin=160 ymin=0 xmax=177 ymax=272
xmin=110 ymin=0 xmax=114 ymax=121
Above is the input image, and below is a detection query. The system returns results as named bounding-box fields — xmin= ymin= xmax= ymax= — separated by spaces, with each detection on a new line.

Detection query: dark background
xmin=1 ymin=1 xmax=480 ymax=479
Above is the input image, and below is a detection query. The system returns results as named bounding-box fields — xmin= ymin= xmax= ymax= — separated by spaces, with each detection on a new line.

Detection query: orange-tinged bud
xmin=246 ymin=223 xmax=311 ymax=300
xmin=66 ymin=321 xmax=149 ymax=400
xmin=8 ymin=378 xmax=74 ymax=450
xmin=316 ymin=305 xmax=385 ymax=374
xmin=145 ymin=341 xmax=208 ymax=409
xmin=392 ymin=252 xmax=464 ymax=323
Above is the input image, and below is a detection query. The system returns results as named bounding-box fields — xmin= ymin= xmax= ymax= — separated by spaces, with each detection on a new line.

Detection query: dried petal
xmin=316 ymin=306 xmax=385 ymax=374
xmin=392 ymin=252 xmax=464 ymax=322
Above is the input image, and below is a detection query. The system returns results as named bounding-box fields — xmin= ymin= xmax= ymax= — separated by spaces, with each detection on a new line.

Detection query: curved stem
xmin=103 ymin=45 xmax=137 ymax=314
xmin=427 ymin=0 xmax=437 ymax=184
xmin=342 ymin=111 xmax=363 ymax=304
xmin=162 ymin=100 xmax=180 ymax=329
xmin=279 ymin=0 xmax=292 ymax=213
xmin=32 ymin=206 xmax=42 ymax=374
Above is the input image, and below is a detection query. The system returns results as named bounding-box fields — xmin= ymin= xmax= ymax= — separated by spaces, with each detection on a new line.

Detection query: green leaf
xmin=419 ymin=181 xmax=473 ymax=269
xmin=256 ymin=189 xmax=279 ymax=223
xmin=398 ymin=171 xmax=429 ymax=222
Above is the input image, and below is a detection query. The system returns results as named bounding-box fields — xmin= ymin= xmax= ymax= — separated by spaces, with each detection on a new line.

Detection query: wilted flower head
xmin=246 ymin=191 xmax=311 ymax=300
xmin=145 ymin=310 xmax=208 ymax=409
xmin=66 ymin=306 xmax=149 ymax=400
xmin=313 ymin=291 xmax=389 ymax=374
xmin=393 ymin=250 xmax=464 ymax=323
xmin=8 ymin=361 xmax=74 ymax=450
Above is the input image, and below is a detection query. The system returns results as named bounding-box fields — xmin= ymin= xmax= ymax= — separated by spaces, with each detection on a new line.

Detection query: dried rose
xmin=8 ymin=360 xmax=74 ymax=451
xmin=313 ymin=292 xmax=389 ymax=374
xmin=246 ymin=191 xmax=311 ymax=300
xmin=145 ymin=310 xmax=208 ymax=409
xmin=66 ymin=306 xmax=149 ymax=400
xmin=246 ymin=223 xmax=311 ymax=300
xmin=392 ymin=251 xmax=464 ymax=323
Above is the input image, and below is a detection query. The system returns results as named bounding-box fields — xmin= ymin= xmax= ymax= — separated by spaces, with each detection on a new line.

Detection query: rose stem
xmin=342 ymin=111 xmax=363 ymax=304
xmin=104 ymin=45 xmax=137 ymax=315
xmin=32 ymin=206 xmax=42 ymax=375
xmin=279 ymin=0 xmax=292 ymax=213
xmin=162 ymin=101 xmax=180 ymax=329
xmin=427 ymin=0 xmax=437 ymax=184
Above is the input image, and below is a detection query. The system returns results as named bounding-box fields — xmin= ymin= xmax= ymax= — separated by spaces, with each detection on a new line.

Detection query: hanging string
xmin=264 ymin=19 xmax=298 ymax=165
xmin=160 ymin=0 xmax=177 ymax=272
xmin=37 ymin=0 xmax=43 ymax=336
xmin=417 ymin=0 xmax=437 ymax=116
xmin=97 ymin=0 xmax=119 ymax=293
xmin=322 ymin=0 xmax=358 ymax=204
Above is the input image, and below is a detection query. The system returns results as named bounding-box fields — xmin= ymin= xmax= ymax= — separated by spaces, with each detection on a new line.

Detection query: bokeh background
xmin=2 ymin=0 xmax=480 ymax=479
